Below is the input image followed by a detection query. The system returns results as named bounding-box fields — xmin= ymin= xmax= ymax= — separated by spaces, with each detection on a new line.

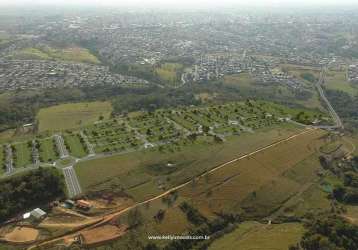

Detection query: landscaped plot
xmin=75 ymin=125 xmax=302 ymax=199
xmin=37 ymin=101 xmax=113 ymax=132
xmin=0 ymin=145 xmax=4 ymax=174
xmin=64 ymin=133 xmax=87 ymax=158
xmin=12 ymin=142 xmax=32 ymax=168
xmin=127 ymin=111 xmax=182 ymax=142
xmin=85 ymin=120 xmax=140 ymax=153
xmin=39 ymin=138 xmax=58 ymax=163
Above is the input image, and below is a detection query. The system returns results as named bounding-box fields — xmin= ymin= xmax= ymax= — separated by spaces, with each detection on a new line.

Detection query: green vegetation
xmin=300 ymin=215 xmax=358 ymax=250
xmin=11 ymin=47 xmax=100 ymax=64
xmin=63 ymin=133 xmax=87 ymax=158
xmin=223 ymin=73 xmax=255 ymax=88
xmin=38 ymin=138 xmax=58 ymax=163
xmin=325 ymin=70 xmax=358 ymax=96
xmin=13 ymin=142 xmax=32 ymax=168
xmin=37 ymin=101 xmax=113 ymax=132
xmin=326 ymin=89 xmax=358 ymax=131
xmin=0 ymin=168 xmax=65 ymax=222
xmin=155 ymin=63 xmax=184 ymax=86
xmin=300 ymin=72 xmax=317 ymax=83
xmin=281 ymin=64 xmax=320 ymax=83
xmin=209 ymin=222 xmax=304 ymax=250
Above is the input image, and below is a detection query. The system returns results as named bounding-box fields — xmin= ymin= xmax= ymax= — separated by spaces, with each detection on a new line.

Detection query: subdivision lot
xmin=0 ymin=145 xmax=4 ymax=174
xmin=127 ymin=111 xmax=182 ymax=142
xmin=209 ymin=222 xmax=304 ymax=250
xmin=38 ymin=138 xmax=58 ymax=163
xmin=13 ymin=142 xmax=32 ymax=168
xmin=75 ymin=125 xmax=302 ymax=200
xmin=64 ymin=133 xmax=87 ymax=158
xmin=37 ymin=101 xmax=113 ymax=132
xmin=84 ymin=120 xmax=140 ymax=153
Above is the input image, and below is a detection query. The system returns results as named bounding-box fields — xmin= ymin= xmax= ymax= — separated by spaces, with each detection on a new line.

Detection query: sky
xmin=0 ymin=0 xmax=357 ymax=8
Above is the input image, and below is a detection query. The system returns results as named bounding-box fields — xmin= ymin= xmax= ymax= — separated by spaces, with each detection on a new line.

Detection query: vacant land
xmin=281 ymin=64 xmax=321 ymax=83
xmin=38 ymin=138 xmax=58 ymax=163
xmin=64 ymin=133 xmax=87 ymax=158
xmin=11 ymin=47 xmax=100 ymax=64
xmin=75 ymin=125 xmax=302 ymax=198
xmin=13 ymin=142 xmax=32 ymax=168
xmin=223 ymin=73 xmax=255 ymax=88
xmin=37 ymin=102 xmax=113 ymax=132
xmin=178 ymin=129 xmax=326 ymax=216
xmin=4 ymin=226 xmax=39 ymax=243
xmin=325 ymin=70 xmax=358 ymax=96
xmin=209 ymin=222 xmax=304 ymax=250
xmin=155 ymin=63 xmax=183 ymax=85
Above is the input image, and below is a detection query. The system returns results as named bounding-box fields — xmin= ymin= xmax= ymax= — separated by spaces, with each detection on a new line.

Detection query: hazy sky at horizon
xmin=0 ymin=0 xmax=357 ymax=8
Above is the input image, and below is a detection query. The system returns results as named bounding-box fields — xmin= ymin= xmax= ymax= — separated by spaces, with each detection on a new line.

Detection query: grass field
xmin=11 ymin=47 xmax=100 ymax=64
xmin=209 ymin=222 xmax=304 ymax=250
xmin=325 ymin=70 xmax=358 ymax=96
xmin=13 ymin=142 xmax=32 ymax=168
xmin=155 ymin=63 xmax=183 ymax=86
xmin=37 ymin=101 xmax=113 ymax=132
xmin=223 ymin=73 xmax=255 ymax=88
xmin=280 ymin=64 xmax=321 ymax=83
xmin=63 ymin=134 xmax=87 ymax=158
xmin=39 ymin=138 xmax=58 ymax=163
xmin=75 ymin=124 xmax=302 ymax=199
xmin=178 ymin=129 xmax=327 ymax=217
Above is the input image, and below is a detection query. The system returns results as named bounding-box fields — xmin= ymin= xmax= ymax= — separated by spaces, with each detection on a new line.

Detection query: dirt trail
xmin=28 ymin=127 xmax=316 ymax=249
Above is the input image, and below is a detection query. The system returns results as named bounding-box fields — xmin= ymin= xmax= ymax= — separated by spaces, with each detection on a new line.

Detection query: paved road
xmin=54 ymin=134 xmax=69 ymax=159
xmin=63 ymin=166 xmax=82 ymax=198
xmin=31 ymin=140 xmax=40 ymax=165
xmin=80 ymin=131 xmax=95 ymax=156
xmin=315 ymin=68 xmax=344 ymax=129
xmin=5 ymin=144 xmax=14 ymax=174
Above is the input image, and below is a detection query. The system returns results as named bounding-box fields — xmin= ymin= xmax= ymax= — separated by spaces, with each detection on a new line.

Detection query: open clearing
xmin=11 ymin=47 xmax=100 ymax=64
xmin=80 ymin=225 xmax=127 ymax=246
xmin=37 ymin=101 xmax=113 ymax=132
xmin=75 ymin=125 xmax=302 ymax=199
xmin=155 ymin=63 xmax=183 ymax=86
xmin=178 ymin=128 xmax=327 ymax=217
xmin=325 ymin=70 xmax=358 ymax=96
xmin=4 ymin=227 xmax=39 ymax=243
xmin=223 ymin=73 xmax=255 ymax=88
xmin=209 ymin=222 xmax=304 ymax=250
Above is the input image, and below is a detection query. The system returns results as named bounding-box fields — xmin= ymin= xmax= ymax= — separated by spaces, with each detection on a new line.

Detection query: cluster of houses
xmin=348 ymin=64 xmax=358 ymax=83
xmin=0 ymin=60 xmax=150 ymax=91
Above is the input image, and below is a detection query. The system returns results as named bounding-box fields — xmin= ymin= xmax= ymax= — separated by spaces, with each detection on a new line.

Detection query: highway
xmin=63 ymin=166 xmax=82 ymax=198
xmin=315 ymin=68 xmax=344 ymax=129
